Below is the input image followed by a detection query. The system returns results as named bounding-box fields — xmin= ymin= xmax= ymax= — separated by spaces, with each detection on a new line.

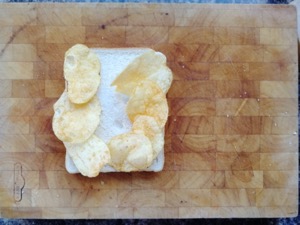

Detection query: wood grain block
xmin=214 ymin=116 xmax=261 ymax=135
xmin=0 ymin=134 xmax=35 ymax=152
xmin=217 ymin=135 xmax=260 ymax=153
xmin=134 ymin=207 xmax=178 ymax=219
xmin=174 ymin=8 xmax=263 ymax=27
xmin=0 ymin=6 xmax=37 ymax=26
xmin=181 ymin=152 xmax=215 ymax=170
xmin=33 ymin=98 xmax=56 ymax=116
xmin=0 ymin=171 xmax=17 ymax=188
xmin=263 ymin=171 xmax=298 ymax=188
xmin=132 ymin=171 xmax=179 ymax=189
xmin=31 ymin=189 xmax=70 ymax=207
xmin=0 ymin=152 xmax=43 ymax=170
xmin=125 ymin=26 xmax=168 ymax=45
xmin=118 ymin=190 xmax=165 ymax=207
xmin=170 ymin=62 xmax=209 ymax=80
xmin=82 ymin=7 xmax=128 ymax=26
xmin=12 ymin=26 xmax=45 ymax=44
xmin=0 ymin=189 xmax=13 ymax=207
xmin=169 ymin=27 xmax=214 ymax=44
xmin=216 ymin=81 xmax=259 ymax=98
xmin=164 ymin=134 xmax=171 ymax=152
xmin=39 ymin=171 xmax=132 ymax=189
xmin=256 ymin=188 xmax=298 ymax=207
xmin=157 ymin=44 xmax=219 ymax=62
xmin=0 ymin=117 xmax=29 ymax=134
xmin=0 ymin=44 xmax=13 ymax=61
xmin=260 ymin=98 xmax=297 ymax=116
xmin=46 ymin=26 xmax=85 ymax=44
xmin=45 ymin=80 xmax=64 ymax=98
xmin=247 ymin=63 xmax=281 ymax=80
xmin=219 ymin=45 xmax=264 ymax=62
xmin=262 ymin=7 xmax=297 ymax=28
xmin=166 ymin=189 xmax=211 ymax=207
xmin=258 ymin=206 xmax=297 ymax=218
xmin=33 ymin=62 xmax=48 ymax=80
xmin=0 ymin=27 xmax=12 ymax=44
xmin=191 ymin=44 xmax=220 ymax=62
xmin=29 ymin=116 xmax=53 ymax=135
xmin=279 ymin=63 xmax=298 ymax=81
xmin=47 ymin=62 xmax=64 ymax=80
xmin=35 ymin=134 xmax=65 ymax=153
xmin=179 ymin=171 xmax=225 ymax=189
xmin=0 ymin=98 xmax=34 ymax=116
xmin=0 ymin=80 xmax=12 ymax=97
xmin=216 ymin=98 xmax=259 ymax=116
xmin=260 ymin=81 xmax=297 ymax=98
xmin=12 ymin=80 xmax=45 ymax=98
xmin=211 ymin=189 xmax=256 ymax=207
xmin=0 ymin=63 xmax=33 ymax=80
xmin=0 ymin=44 xmax=38 ymax=62
xmin=168 ymin=116 xmax=214 ymax=135
xmin=225 ymin=171 xmax=263 ymax=188
xmin=260 ymin=153 xmax=298 ymax=170
xmin=0 ymin=208 xmax=42 ymax=219
xmin=168 ymin=81 xmax=215 ymax=98
xmin=260 ymin=28 xmax=297 ymax=45
xmin=214 ymin=27 xmax=259 ymax=45
xmin=216 ymin=152 xmax=260 ymax=170
xmin=73 ymin=189 xmax=117 ymax=207
xmin=32 ymin=189 xmax=116 ymax=207
xmin=260 ymin=116 xmax=297 ymax=135
xmin=210 ymin=62 xmax=249 ymax=80
xmin=170 ymin=98 xmax=215 ymax=116
xmin=37 ymin=7 xmax=81 ymax=26
xmin=128 ymin=6 xmax=174 ymax=26
xmin=164 ymin=152 xmax=183 ymax=171
xmin=42 ymin=153 xmax=65 ymax=171
xmin=172 ymin=135 xmax=216 ymax=153
xmin=37 ymin=43 xmax=73 ymax=62
xmin=260 ymin=135 xmax=297 ymax=153
xmin=0 ymin=3 xmax=297 ymax=219
xmin=264 ymin=46 xmax=297 ymax=63
xmin=85 ymin=26 xmax=126 ymax=45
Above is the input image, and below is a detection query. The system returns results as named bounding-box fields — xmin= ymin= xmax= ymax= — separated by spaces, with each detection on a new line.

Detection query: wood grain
xmin=0 ymin=3 xmax=298 ymax=219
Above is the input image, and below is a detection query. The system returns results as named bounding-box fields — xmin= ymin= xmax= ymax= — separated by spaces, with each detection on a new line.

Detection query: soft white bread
xmin=65 ymin=48 xmax=165 ymax=173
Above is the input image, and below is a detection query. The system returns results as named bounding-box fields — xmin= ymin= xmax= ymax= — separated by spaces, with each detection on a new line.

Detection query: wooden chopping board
xmin=0 ymin=3 xmax=298 ymax=219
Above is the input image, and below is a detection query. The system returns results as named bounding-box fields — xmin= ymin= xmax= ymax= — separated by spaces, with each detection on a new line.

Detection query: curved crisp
xmin=147 ymin=66 xmax=173 ymax=93
xmin=112 ymin=49 xmax=172 ymax=95
xmin=132 ymin=115 xmax=164 ymax=159
xmin=108 ymin=132 xmax=153 ymax=172
xmin=64 ymin=135 xmax=110 ymax=177
xmin=53 ymin=91 xmax=101 ymax=143
xmin=64 ymin=44 xmax=101 ymax=104
xmin=126 ymin=80 xmax=168 ymax=128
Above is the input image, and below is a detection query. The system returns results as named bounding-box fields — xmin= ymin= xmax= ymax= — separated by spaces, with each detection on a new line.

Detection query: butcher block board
xmin=0 ymin=3 xmax=298 ymax=219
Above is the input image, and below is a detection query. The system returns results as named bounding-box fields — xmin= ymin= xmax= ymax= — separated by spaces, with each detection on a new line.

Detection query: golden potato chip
xmin=148 ymin=66 xmax=173 ymax=93
xmin=112 ymin=49 xmax=170 ymax=96
xmin=108 ymin=132 xmax=153 ymax=171
xmin=132 ymin=115 xmax=164 ymax=159
xmin=53 ymin=91 xmax=101 ymax=143
xmin=126 ymin=81 xmax=168 ymax=128
xmin=64 ymin=44 xmax=101 ymax=104
xmin=64 ymin=135 xmax=110 ymax=177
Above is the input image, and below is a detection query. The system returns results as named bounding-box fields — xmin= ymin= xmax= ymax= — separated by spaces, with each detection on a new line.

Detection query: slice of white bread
xmin=65 ymin=48 xmax=165 ymax=173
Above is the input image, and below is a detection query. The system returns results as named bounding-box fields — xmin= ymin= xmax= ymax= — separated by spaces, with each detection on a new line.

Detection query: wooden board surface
xmin=0 ymin=3 xmax=298 ymax=219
